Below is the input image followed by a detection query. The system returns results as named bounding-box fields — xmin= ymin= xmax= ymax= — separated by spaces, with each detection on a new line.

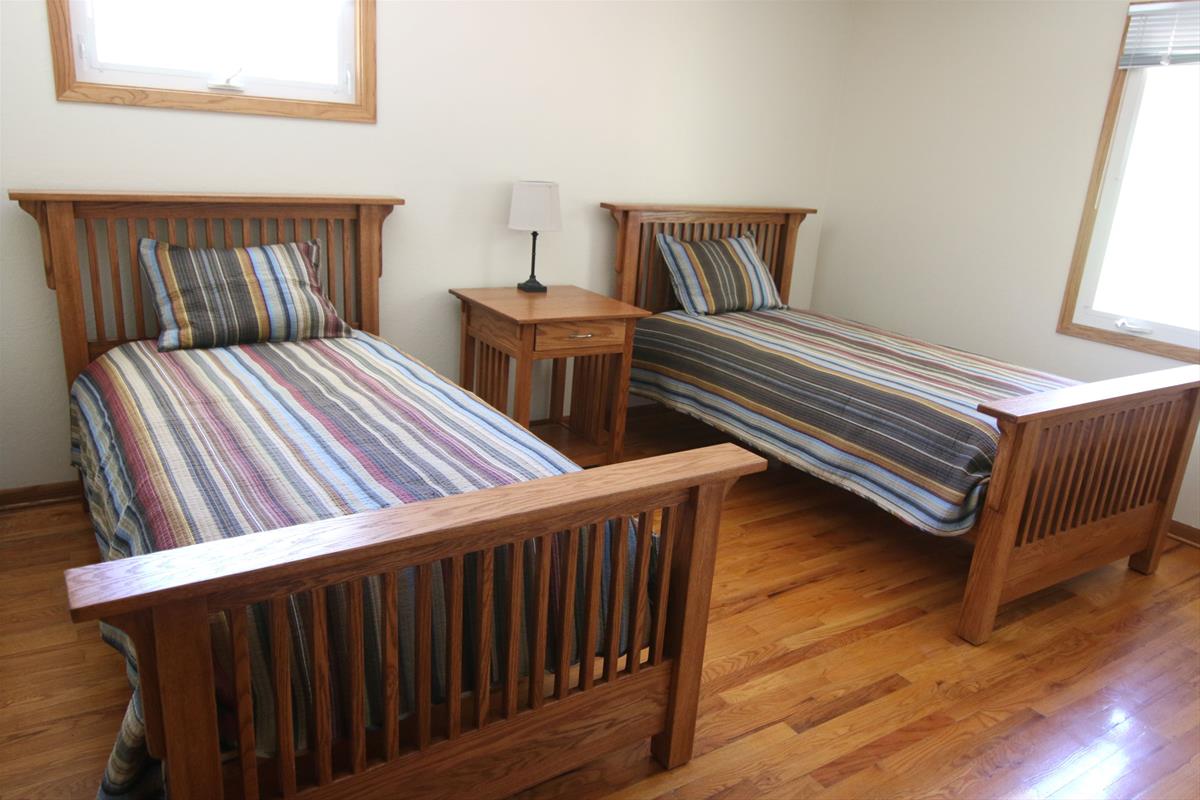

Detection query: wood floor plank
xmin=1 ymin=408 xmax=1196 ymax=800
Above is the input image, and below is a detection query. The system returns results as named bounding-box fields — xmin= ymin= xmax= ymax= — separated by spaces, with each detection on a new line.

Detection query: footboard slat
xmin=381 ymin=571 xmax=400 ymax=759
xmin=651 ymin=506 xmax=678 ymax=666
xmin=628 ymin=511 xmax=653 ymax=675
xmin=1087 ymin=409 xmax=1128 ymax=523
xmin=1124 ymin=403 xmax=1166 ymax=511
xmin=270 ymin=597 xmax=297 ymax=798
xmin=1069 ymin=414 xmax=1106 ymax=530
xmin=554 ymin=529 xmax=580 ymax=700
xmin=346 ymin=580 xmax=366 ymax=773
xmin=475 ymin=548 xmax=495 ymax=730
xmin=308 ymin=588 xmax=333 ymax=786
xmin=64 ymin=445 xmax=766 ymax=799
xmin=415 ymin=563 xmax=433 ymax=749
xmin=1045 ymin=418 xmax=1086 ymax=539
xmin=228 ymin=607 xmax=259 ymax=800
xmin=1142 ymin=401 xmax=1182 ymax=507
xmin=444 ymin=554 xmax=464 ymax=739
xmin=528 ymin=534 xmax=552 ymax=710
xmin=1116 ymin=406 xmax=1155 ymax=514
xmin=1051 ymin=417 xmax=1094 ymax=536
xmin=604 ymin=516 xmax=628 ymax=683
xmin=503 ymin=541 xmax=524 ymax=718
xmin=579 ymin=520 xmax=604 ymax=692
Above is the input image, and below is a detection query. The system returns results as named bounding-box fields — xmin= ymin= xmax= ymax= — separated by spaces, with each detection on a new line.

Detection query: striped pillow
xmin=656 ymin=233 xmax=785 ymax=315
xmin=139 ymin=239 xmax=350 ymax=351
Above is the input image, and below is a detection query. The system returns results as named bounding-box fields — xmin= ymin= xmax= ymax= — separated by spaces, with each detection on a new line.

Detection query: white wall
xmin=813 ymin=0 xmax=1199 ymax=526
xmin=0 ymin=0 xmax=847 ymax=489
xmin=3 ymin=0 xmax=1196 ymax=527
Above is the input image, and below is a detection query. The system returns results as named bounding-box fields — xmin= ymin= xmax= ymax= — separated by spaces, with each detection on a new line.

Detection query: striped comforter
xmin=71 ymin=332 xmax=638 ymax=799
xmin=631 ymin=309 xmax=1075 ymax=534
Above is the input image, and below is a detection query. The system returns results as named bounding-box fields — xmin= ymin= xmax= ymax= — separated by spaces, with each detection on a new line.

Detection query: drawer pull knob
xmin=568 ymin=332 xmax=594 ymax=339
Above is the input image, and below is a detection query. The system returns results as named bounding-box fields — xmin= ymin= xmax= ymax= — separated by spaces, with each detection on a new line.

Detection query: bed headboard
xmin=601 ymin=203 xmax=816 ymax=312
xmin=10 ymin=191 xmax=403 ymax=388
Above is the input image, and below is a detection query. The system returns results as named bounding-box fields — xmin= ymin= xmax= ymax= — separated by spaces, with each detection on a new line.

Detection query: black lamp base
xmin=518 ymin=230 xmax=547 ymax=292
xmin=517 ymin=276 xmax=547 ymax=293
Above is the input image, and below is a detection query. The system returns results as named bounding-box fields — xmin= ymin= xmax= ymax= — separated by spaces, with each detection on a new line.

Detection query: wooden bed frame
xmin=10 ymin=191 xmax=766 ymax=800
xmin=603 ymin=202 xmax=1200 ymax=645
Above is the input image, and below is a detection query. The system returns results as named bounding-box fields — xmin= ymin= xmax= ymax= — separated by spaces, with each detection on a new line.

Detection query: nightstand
xmin=449 ymin=285 xmax=651 ymax=466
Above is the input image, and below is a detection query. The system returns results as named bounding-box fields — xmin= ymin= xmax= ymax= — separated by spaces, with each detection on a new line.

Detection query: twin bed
xmin=13 ymin=192 xmax=763 ymax=800
xmin=605 ymin=202 xmax=1200 ymax=646
xmin=11 ymin=191 xmax=1198 ymax=800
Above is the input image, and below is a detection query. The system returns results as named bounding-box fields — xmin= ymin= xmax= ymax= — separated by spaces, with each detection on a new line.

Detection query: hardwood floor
xmin=2 ymin=409 xmax=1198 ymax=799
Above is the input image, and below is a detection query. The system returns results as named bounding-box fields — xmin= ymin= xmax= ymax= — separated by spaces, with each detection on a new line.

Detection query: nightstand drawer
xmin=535 ymin=320 xmax=625 ymax=353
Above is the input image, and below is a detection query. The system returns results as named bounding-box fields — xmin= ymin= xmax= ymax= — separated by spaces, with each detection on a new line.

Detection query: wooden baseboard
xmin=1169 ymin=521 xmax=1200 ymax=548
xmin=0 ymin=480 xmax=81 ymax=511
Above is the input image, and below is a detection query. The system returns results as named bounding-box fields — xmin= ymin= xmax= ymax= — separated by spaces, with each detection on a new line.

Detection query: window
xmin=1060 ymin=0 xmax=1199 ymax=362
xmin=47 ymin=0 xmax=376 ymax=122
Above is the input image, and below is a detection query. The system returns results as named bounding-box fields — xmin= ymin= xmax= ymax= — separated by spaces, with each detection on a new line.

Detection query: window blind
xmin=1120 ymin=1 xmax=1200 ymax=68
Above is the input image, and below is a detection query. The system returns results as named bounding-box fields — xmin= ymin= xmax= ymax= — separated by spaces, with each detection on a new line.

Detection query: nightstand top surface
xmin=449 ymin=285 xmax=651 ymax=324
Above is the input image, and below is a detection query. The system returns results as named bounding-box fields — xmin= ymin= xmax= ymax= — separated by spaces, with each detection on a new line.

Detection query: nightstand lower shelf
xmin=451 ymin=285 xmax=650 ymax=466
xmin=530 ymin=419 xmax=609 ymax=467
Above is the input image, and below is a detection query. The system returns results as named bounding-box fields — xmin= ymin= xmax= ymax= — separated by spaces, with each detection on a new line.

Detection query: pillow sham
xmin=656 ymin=232 xmax=785 ymax=315
xmin=138 ymin=238 xmax=350 ymax=351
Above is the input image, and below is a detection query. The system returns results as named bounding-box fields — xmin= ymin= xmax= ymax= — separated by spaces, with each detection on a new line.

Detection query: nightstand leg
xmin=549 ymin=359 xmax=566 ymax=425
xmin=514 ymin=357 xmax=534 ymax=428
xmin=608 ymin=322 xmax=636 ymax=464
xmin=459 ymin=303 xmax=475 ymax=391
xmin=513 ymin=327 xmax=535 ymax=428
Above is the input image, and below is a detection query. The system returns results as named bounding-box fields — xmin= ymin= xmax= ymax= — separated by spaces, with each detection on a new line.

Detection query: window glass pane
xmin=90 ymin=0 xmax=345 ymax=87
xmin=1092 ymin=64 xmax=1200 ymax=331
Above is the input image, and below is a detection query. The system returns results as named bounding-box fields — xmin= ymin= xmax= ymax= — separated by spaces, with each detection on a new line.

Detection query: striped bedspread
xmin=71 ymin=332 xmax=640 ymax=799
xmin=631 ymin=309 xmax=1075 ymax=535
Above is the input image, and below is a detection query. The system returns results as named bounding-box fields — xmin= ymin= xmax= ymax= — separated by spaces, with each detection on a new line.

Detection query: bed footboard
xmin=958 ymin=365 xmax=1200 ymax=644
xmin=66 ymin=445 xmax=765 ymax=800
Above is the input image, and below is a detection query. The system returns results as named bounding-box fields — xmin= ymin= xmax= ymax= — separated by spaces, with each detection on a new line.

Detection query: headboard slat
xmin=127 ymin=218 xmax=146 ymax=339
xmin=602 ymin=203 xmax=816 ymax=313
xmin=11 ymin=191 xmax=402 ymax=388
xmin=105 ymin=218 xmax=125 ymax=341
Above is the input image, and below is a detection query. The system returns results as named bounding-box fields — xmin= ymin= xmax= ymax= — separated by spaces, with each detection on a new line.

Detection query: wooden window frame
xmin=44 ymin=0 xmax=377 ymax=123
xmin=1058 ymin=2 xmax=1199 ymax=364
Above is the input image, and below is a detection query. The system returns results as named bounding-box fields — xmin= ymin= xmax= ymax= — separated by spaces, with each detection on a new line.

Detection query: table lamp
xmin=508 ymin=180 xmax=561 ymax=293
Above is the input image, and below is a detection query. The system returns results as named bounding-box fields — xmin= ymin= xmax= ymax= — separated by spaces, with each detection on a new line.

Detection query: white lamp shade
xmin=508 ymin=181 xmax=562 ymax=232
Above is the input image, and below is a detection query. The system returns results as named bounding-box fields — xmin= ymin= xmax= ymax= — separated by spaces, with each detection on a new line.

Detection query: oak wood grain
xmin=64 ymin=445 xmax=764 ymax=621
xmin=3 ymin=411 xmax=1198 ymax=800
xmin=42 ymin=0 xmax=378 ymax=123
xmin=603 ymin=203 xmax=813 ymax=313
xmin=11 ymin=191 xmax=401 ymax=389
xmin=980 ymin=366 xmax=1199 ymax=423
xmin=449 ymin=286 xmax=650 ymax=325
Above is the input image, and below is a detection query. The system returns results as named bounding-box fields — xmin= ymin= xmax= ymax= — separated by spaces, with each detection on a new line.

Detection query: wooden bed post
xmin=151 ymin=599 xmax=223 ymax=799
xmin=777 ymin=211 xmax=807 ymax=304
xmin=957 ymin=420 xmax=1040 ymax=645
xmin=651 ymin=480 xmax=726 ymax=769
xmin=43 ymin=201 xmax=91 ymax=387
xmin=109 ymin=612 xmax=166 ymax=758
xmin=617 ymin=210 xmax=643 ymax=306
xmin=1129 ymin=386 xmax=1200 ymax=574
xmin=355 ymin=202 xmax=392 ymax=335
